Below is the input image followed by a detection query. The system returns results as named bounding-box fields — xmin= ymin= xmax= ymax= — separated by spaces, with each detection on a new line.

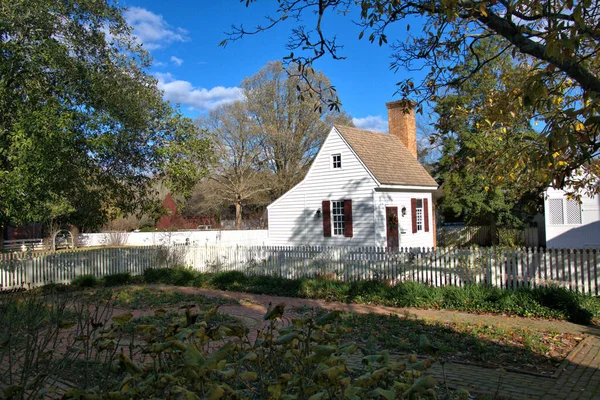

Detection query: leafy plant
xmin=75 ymin=303 xmax=443 ymax=399
xmin=103 ymin=272 xmax=131 ymax=287
xmin=72 ymin=274 xmax=101 ymax=288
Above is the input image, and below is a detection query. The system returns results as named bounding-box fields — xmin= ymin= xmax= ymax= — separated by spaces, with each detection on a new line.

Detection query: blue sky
xmin=120 ymin=0 xmax=428 ymax=132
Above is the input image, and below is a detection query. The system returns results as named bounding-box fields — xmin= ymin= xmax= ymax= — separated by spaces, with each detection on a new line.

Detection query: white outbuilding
xmin=267 ymin=101 xmax=438 ymax=248
xmin=544 ymin=186 xmax=600 ymax=248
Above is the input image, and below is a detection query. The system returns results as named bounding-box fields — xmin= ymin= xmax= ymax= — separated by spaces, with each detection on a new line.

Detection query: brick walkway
xmin=144 ymin=285 xmax=600 ymax=399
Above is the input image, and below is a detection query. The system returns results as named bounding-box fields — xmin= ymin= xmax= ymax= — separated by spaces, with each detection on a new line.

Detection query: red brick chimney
xmin=386 ymin=100 xmax=417 ymax=158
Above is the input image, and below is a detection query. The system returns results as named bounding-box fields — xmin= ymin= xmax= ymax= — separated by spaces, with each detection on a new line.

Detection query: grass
xmin=137 ymin=267 xmax=600 ymax=325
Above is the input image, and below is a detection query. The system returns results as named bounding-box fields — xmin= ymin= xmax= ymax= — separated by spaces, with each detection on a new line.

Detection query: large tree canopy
xmin=224 ymin=0 xmax=600 ymax=194
xmin=434 ymin=38 xmax=547 ymax=227
xmin=0 ymin=0 xmax=212 ymax=231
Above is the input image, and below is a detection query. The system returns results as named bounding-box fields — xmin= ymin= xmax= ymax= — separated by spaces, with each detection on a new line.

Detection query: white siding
xmin=268 ymin=128 xmax=378 ymax=246
xmin=374 ymin=190 xmax=435 ymax=248
xmin=545 ymin=188 xmax=600 ymax=248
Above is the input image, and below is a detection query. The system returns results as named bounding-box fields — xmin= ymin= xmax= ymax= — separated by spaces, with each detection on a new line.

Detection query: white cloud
xmin=170 ymin=56 xmax=183 ymax=66
xmin=124 ymin=7 xmax=188 ymax=50
xmin=352 ymin=115 xmax=388 ymax=133
xmin=155 ymin=73 xmax=243 ymax=111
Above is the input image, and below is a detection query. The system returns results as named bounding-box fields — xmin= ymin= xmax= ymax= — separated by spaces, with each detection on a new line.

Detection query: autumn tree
xmin=224 ymin=0 xmax=600 ymax=195
xmin=0 ymin=0 xmax=212 ymax=242
xmin=434 ymin=38 xmax=547 ymax=227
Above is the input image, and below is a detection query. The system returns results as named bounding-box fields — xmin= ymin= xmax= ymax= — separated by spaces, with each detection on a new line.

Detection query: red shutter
xmin=322 ymin=200 xmax=331 ymax=237
xmin=344 ymin=200 xmax=353 ymax=237
xmin=411 ymin=198 xmax=417 ymax=233
xmin=424 ymin=198 xmax=429 ymax=232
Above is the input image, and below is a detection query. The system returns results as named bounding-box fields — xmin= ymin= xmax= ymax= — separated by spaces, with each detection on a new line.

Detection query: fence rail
xmin=3 ymin=239 xmax=47 ymax=252
xmin=0 ymin=247 xmax=160 ymax=290
xmin=1 ymin=245 xmax=599 ymax=296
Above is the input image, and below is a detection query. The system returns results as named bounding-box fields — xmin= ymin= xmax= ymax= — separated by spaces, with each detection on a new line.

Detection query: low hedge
xmin=78 ymin=267 xmax=600 ymax=325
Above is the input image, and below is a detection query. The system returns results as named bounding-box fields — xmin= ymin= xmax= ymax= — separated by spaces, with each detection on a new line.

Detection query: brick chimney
xmin=386 ymin=100 xmax=417 ymax=158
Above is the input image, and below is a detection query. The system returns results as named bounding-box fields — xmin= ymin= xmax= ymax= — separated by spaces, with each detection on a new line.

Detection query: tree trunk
xmin=235 ymin=201 xmax=242 ymax=230
xmin=0 ymin=223 xmax=4 ymax=253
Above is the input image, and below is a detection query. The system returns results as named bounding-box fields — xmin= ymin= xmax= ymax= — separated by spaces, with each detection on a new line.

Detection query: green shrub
xmin=210 ymin=271 xmax=248 ymax=289
xmin=71 ymin=274 xmax=100 ymax=288
xmin=82 ymin=303 xmax=443 ymax=399
xmin=103 ymin=272 xmax=131 ymax=287
xmin=142 ymin=267 xmax=174 ymax=283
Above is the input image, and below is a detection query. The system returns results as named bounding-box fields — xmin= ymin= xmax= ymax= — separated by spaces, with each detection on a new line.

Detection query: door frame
xmin=385 ymin=206 xmax=399 ymax=250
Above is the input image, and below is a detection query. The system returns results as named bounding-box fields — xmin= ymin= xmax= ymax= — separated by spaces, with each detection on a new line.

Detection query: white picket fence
xmin=180 ymin=245 xmax=600 ymax=296
xmin=1 ymin=245 xmax=599 ymax=295
xmin=0 ymin=247 xmax=160 ymax=291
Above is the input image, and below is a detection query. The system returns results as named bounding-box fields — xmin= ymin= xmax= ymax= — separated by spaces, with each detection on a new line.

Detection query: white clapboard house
xmin=267 ymin=101 xmax=438 ymax=248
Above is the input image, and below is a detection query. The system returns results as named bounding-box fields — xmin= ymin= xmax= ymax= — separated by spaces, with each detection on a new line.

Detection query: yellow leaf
xmin=575 ymin=122 xmax=585 ymax=131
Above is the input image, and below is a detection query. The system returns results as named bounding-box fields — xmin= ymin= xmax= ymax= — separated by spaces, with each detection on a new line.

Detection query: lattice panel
xmin=548 ymin=199 xmax=564 ymax=225
xmin=565 ymin=200 xmax=582 ymax=224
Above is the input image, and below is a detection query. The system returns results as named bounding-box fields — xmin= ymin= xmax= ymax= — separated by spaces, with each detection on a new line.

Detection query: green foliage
xmin=0 ymin=0 xmax=213 ymax=230
xmin=103 ymin=272 xmax=131 ymax=287
xmin=434 ymin=37 xmax=546 ymax=227
xmin=77 ymin=304 xmax=441 ymax=399
xmin=72 ymin=274 xmax=101 ymax=288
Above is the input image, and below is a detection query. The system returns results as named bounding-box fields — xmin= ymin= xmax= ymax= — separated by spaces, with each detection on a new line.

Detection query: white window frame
xmin=416 ymin=199 xmax=423 ymax=232
xmin=331 ymin=200 xmax=345 ymax=236
xmin=549 ymin=198 xmax=582 ymax=226
xmin=331 ymin=153 xmax=342 ymax=169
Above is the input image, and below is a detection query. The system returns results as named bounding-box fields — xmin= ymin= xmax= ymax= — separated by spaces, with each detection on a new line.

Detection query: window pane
xmin=332 ymin=200 xmax=345 ymax=235
xmin=548 ymin=199 xmax=564 ymax=225
xmin=416 ymin=200 xmax=423 ymax=231
xmin=565 ymin=200 xmax=582 ymax=224
xmin=332 ymin=154 xmax=342 ymax=169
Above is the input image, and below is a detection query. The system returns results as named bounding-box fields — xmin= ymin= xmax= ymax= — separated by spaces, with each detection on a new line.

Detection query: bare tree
xmin=197 ymin=102 xmax=270 ymax=229
xmin=243 ymin=61 xmax=353 ymax=198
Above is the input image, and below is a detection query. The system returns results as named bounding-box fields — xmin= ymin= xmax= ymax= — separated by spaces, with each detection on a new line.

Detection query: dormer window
xmin=332 ymin=154 xmax=342 ymax=169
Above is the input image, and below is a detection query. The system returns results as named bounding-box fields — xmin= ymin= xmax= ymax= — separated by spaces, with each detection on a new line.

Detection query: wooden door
xmin=386 ymin=207 xmax=399 ymax=250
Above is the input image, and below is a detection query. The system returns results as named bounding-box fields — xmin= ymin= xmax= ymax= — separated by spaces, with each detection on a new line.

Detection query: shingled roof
xmin=334 ymin=125 xmax=438 ymax=187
